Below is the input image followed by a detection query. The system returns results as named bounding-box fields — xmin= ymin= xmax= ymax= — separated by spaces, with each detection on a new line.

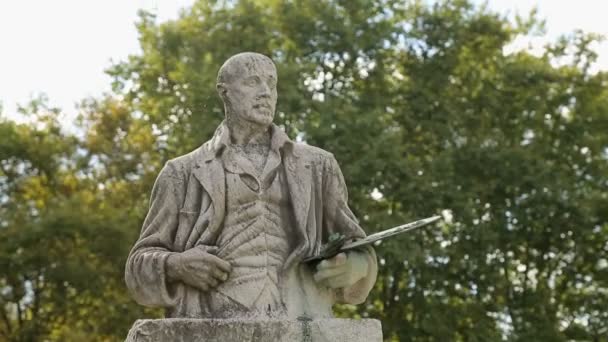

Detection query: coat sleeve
xmin=125 ymin=161 xmax=185 ymax=308
xmin=323 ymin=155 xmax=378 ymax=305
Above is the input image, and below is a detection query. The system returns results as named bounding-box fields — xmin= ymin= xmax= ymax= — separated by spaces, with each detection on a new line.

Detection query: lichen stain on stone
xmin=298 ymin=316 xmax=313 ymax=342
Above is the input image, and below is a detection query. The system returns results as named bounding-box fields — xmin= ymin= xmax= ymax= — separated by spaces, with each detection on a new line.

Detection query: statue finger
xmin=205 ymin=277 xmax=219 ymax=288
xmin=205 ymin=246 xmax=219 ymax=255
xmin=317 ymin=261 xmax=347 ymax=272
xmin=197 ymin=282 xmax=210 ymax=292
xmin=209 ymin=255 xmax=232 ymax=273
xmin=212 ymin=268 xmax=229 ymax=282
xmin=327 ymin=274 xmax=352 ymax=288
xmin=317 ymin=259 xmax=348 ymax=272
xmin=318 ymin=253 xmax=347 ymax=269
xmin=314 ymin=267 xmax=346 ymax=283
xmin=195 ymin=244 xmax=219 ymax=255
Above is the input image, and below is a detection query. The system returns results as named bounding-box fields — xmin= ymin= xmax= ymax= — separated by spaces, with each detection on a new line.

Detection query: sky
xmin=1 ymin=0 xmax=607 ymax=124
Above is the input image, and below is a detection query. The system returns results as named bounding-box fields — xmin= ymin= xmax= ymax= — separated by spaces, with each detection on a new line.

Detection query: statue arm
xmin=323 ymin=155 xmax=378 ymax=304
xmin=125 ymin=161 xmax=184 ymax=308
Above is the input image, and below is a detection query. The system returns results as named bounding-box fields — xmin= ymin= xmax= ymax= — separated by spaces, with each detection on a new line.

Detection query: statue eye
xmin=244 ymin=78 xmax=258 ymax=86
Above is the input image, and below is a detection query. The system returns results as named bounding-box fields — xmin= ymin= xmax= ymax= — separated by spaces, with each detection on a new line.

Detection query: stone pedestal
xmin=125 ymin=318 xmax=382 ymax=342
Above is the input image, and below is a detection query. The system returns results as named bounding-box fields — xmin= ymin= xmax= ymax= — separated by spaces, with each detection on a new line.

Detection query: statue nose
xmin=258 ymin=82 xmax=272 ymax=98
xmin=257 ymin=91 xmax=271 ymax=100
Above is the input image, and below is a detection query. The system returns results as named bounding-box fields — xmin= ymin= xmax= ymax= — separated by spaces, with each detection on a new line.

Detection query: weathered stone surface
xmin=125 ymin=318 xmax=382 ymax=342
xmin=124 ymin=52 xmax=378 ymax=320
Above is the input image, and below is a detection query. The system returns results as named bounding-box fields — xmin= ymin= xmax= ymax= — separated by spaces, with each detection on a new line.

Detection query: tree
xmin=108 ymin=1 xmax=608 ymax=340
xmin=0 ymin=97 xmax=159 ymax=341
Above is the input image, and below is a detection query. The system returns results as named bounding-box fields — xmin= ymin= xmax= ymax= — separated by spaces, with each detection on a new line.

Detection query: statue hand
xmin=313 ymin=251 xmax=369 ymax=289
xmin=167 ymin=246 xmax=232 ymax=292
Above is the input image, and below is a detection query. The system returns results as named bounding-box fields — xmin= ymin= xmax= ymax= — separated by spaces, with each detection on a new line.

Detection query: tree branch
xmin=0 ymin=302 xmax=12 ymax=337
xmin=15 ymin=300 xmax=22 ymax=331
xmin=502 ymin=255 xmax=520 ymax=336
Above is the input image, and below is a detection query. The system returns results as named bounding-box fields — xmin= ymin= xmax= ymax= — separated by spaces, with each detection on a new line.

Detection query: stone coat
xmin=125 ymin=124 xmax=378 ymax=318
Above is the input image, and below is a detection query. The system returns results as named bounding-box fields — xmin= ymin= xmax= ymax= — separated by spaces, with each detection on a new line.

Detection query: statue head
xmin=216 ymin=52 xmax=278 ymax=129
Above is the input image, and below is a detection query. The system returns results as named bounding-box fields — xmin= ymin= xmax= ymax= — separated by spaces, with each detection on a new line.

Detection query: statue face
xmin=223 ymin=61 xmax=277 ymax=128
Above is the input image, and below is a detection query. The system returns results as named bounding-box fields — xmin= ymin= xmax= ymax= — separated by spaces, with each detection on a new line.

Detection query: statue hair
xmin=217 ymin=52 xmax=276 ymax=86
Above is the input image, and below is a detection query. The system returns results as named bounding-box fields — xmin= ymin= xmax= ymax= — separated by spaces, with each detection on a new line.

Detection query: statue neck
xmin=226 ymin=117 xmax=271 ymax=147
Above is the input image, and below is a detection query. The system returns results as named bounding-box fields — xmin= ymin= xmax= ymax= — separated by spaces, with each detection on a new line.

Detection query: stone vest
xmin=210 ymin=146 xmax=295 ymax=317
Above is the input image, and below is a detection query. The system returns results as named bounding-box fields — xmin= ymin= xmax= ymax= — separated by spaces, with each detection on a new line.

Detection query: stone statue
xmin=125 ymin=52 xmax=380 ymax=340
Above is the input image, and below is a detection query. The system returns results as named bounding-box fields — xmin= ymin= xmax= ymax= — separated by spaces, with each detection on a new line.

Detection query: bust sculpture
xmin=125 ymin=52 xmax=378 ymax=322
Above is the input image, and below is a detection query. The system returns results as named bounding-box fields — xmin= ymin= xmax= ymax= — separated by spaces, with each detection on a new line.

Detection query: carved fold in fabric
xmin=214 ymin=146 xmax=294 ymax=311
xmin=125 ymin=122 xmax=378 ymax=319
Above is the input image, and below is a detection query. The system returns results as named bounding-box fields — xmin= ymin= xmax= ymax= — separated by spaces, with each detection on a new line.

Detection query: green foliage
xmin=1 ymin=0 xmax=607 ymax=340
xmin=0 ymin=99 xmax=160 ymax=341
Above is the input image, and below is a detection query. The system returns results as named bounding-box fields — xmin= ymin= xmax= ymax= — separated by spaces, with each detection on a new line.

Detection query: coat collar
xmin=190 ymin=121 xmax=310 ymax=248
xmin=195 ymin=120 xmax=297 ymax=165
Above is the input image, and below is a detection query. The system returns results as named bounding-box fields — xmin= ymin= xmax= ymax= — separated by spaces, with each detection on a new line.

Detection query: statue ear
xmin=217 ymin=83 xmax=228 ymax=98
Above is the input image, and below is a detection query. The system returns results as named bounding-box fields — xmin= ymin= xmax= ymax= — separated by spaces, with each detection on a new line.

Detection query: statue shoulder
xmin=161 ymin=142 xmax=210 ymax=181
xmin=291 ymin=143 xmax=335 ymax=164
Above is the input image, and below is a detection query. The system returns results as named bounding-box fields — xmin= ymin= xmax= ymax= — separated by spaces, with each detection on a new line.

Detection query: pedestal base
xmin=125 ymin=318 xmax=382 ymax=342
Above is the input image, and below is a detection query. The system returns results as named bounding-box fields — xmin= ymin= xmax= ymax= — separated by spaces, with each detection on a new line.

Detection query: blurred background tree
xmin=1 ymin=0 xmax=607 ymax=341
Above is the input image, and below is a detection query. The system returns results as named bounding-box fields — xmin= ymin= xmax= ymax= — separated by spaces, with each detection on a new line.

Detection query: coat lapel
xmin=192 ymin=160 xmax=225 ymax=216
xmin=191 ymin=122 xmax=228 ymax=223
xmin=283 ymin=152 xmax=312 ymax=254
xmin=189 ymin=145 xmax=226 ymax=246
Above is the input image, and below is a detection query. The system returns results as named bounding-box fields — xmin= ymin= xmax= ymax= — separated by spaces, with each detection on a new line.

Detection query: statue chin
xmin=245 ymin=110 xmax=275 ymax=127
